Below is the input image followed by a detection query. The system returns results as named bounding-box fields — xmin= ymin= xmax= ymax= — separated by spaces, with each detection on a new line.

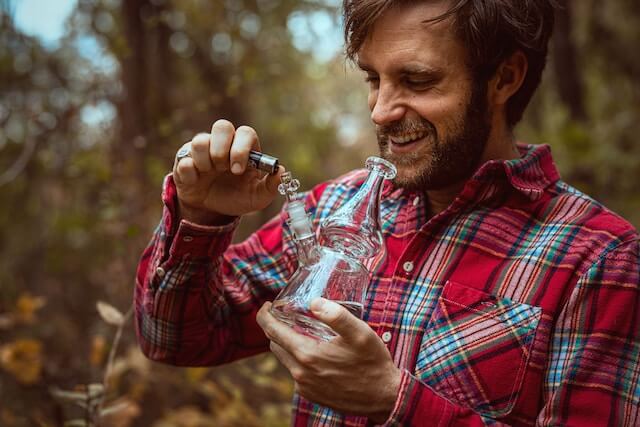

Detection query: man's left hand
xmin=256 ymin=298 xmax=401 ymax=424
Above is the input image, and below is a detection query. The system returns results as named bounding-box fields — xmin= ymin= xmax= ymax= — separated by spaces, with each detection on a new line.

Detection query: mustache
xmin=376 ymin=118 xmax=436 ymax=141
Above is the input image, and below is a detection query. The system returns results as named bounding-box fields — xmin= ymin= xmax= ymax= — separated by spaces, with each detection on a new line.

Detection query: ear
xmin=488 ymin=50 xmax=528 ymax=106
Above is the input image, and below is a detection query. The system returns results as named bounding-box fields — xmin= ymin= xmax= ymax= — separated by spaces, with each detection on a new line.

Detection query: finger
xmin=256 ymin=302 xmax=312 ymax=352
xmin=230 ymin=125 xmax=260 ymax=175
xmin=310 ymin=298 xmax=367 ymax=343
xmin=266 ymin=165 xmax=286 ymax=194
xmin=175 ymin=157 xmax=198 ymax=185
xmin=190 ymin=133 xmax=213 ymax=173
xmin=270 ymin=341 xmax=303 ymax=374
xmin=210 ymin=119 xmax=235 ymax=173
xmin=173 ymin=141 xmax=192 ymax=173
xmin=253 ymin=165 xmax=286 ymax=206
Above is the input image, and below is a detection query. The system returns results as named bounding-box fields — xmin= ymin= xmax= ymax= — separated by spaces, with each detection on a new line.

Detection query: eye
xmin=364 ymin=73 xmax=379 ymax=87
xmin=404 ymin=78 xmax=435 ymax=91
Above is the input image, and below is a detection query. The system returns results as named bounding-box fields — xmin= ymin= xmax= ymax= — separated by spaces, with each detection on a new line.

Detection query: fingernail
xmin=231 ymin=162 xmax=242 ymax=174
xmin=310 ymin=298 xmax=325 ymax=312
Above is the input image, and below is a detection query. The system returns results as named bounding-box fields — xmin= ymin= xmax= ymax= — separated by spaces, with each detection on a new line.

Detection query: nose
xmin=370 ymin=83 xmax=406 ymax=126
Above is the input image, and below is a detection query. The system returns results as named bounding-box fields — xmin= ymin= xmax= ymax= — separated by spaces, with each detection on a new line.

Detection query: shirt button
xmin=413 ymin=196 xmax=420 ymax=206
xmin=403 ymin=261 xmax=414 ymax=273
xmin=382 ymin=331 xmax=392 ymax=343
xmin=156 ymin=267 xmax=166 ymax=278
xmin=183 ymin=235 xmax=194 ymax=242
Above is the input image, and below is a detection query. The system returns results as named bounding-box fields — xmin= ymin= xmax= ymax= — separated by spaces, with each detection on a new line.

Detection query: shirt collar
xmin=499 ymin=143 xmax=560 ymax=200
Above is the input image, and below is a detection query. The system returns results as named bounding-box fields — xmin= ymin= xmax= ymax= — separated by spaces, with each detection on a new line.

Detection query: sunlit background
xmin=1 ymin=0 xmax=639 ymax=425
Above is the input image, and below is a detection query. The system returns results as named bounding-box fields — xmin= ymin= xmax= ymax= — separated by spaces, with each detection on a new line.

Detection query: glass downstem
xmin=278 ymin=172 xmax=318 ymax=264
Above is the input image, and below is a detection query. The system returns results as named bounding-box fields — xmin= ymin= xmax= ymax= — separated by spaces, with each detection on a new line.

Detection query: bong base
xmin=270 ymin=300 xmax=337 ymax=341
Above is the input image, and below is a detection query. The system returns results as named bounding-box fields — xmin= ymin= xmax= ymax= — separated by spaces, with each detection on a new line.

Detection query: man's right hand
xmin=173 ymin=119 xmax=284 ymax=225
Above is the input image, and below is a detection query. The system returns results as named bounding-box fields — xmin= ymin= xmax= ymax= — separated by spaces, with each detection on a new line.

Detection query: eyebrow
xmin=357 ymin=61 xmax=444 ymax=78
xmin=356 ymin=60 xmax=373 ymax=72
xmin=399 ymin=64 xmax=444 ymax=76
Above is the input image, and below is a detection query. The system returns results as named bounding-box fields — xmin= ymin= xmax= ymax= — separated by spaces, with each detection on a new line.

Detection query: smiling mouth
xmin=389 ymin=131 xmax=428 ymax=145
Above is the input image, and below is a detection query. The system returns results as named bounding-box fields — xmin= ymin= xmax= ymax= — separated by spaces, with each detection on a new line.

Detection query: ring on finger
xmin=176 ymin=142 xmax=192 ymax=161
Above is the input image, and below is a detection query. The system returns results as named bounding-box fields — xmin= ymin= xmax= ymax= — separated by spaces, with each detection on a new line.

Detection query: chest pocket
xmin=415 ymin=280 xmax=541 ymax=418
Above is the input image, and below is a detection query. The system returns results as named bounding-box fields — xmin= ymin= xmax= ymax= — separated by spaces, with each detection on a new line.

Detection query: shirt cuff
xmin=160 ymin=173 xmax=240 ymax=261
xmin=381 ymin=370 xmax=455 ymax=426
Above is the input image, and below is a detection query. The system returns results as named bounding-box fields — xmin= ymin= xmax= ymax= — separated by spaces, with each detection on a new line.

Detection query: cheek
xmin=413 ymin=95 xmax=445 ymax=118
xmin=414 ymin=96 xmax=465 ymax=133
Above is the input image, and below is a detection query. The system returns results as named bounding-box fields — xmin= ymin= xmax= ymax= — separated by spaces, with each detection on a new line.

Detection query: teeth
xmin=392 ymin=132 xmax=426 ymax=144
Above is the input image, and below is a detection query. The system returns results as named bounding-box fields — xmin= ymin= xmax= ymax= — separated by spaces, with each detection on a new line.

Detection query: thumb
xmin=310 ymin=298 xmax=364 ymax=342
xmin=254 ymin=166 xmax=285 ymax=208
xmin=261 ymin=165 xmax=286 ymax=196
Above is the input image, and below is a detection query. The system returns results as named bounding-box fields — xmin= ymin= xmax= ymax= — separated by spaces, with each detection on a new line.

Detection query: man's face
xmin=357 ymin=2 xmax=491 ymax=191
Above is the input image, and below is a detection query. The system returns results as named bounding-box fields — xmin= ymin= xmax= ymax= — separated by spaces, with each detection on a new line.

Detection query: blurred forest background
xmin=0 ymin=0 xmax=638 ymax=425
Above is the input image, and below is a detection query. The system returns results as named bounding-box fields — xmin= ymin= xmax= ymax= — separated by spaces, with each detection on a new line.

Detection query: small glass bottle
xmin=271 ymin=157 xmax=396 ymax=340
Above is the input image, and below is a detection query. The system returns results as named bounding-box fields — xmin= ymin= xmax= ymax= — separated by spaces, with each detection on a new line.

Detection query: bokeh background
xmin=0 ymin=0 xmax=638 ymax=425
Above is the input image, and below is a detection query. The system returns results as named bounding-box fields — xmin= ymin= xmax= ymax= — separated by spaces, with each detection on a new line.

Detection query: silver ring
xmin=176 ymin=143 xmax=192 ymax=161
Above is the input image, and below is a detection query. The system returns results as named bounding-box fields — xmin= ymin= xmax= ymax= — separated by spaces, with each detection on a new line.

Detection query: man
xmin=135 ymin=1 xmax=640 ymax=425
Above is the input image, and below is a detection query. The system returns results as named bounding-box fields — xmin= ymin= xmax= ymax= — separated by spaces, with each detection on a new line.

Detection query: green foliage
xmin=519 ymin=0 xmax=640 ymax=225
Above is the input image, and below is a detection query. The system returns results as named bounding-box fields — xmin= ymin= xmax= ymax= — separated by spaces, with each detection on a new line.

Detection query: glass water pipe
xmin=270 ymin=157 xmax=397 ymax=340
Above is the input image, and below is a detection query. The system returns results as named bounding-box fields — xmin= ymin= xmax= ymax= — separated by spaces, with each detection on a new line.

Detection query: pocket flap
xmin=416 ymin=280 xmax=542 ymax=417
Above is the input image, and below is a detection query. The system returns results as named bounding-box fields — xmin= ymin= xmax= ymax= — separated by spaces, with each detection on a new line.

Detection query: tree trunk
xmin=119 ymin=0 xmax=149 ymax=151
xmin=552 ymin=1 xmax=587 ymax=121
xmin=115 ymin=0 xmax=153 ymax=230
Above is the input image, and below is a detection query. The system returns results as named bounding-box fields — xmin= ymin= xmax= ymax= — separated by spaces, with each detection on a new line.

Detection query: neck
xmin=424 ymin=182 xmax=466 ymax=216
xmin=425 ymin=121 xmax=519 ymax=216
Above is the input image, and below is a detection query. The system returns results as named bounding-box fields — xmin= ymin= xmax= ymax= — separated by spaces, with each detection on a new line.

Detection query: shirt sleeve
xmin=133 ymin=174 xmax=310 ymax=366
xmin=536 ymin=238 xmax=640 ymax=426
xmin=381 ymin=238 xmax=640 ymax=427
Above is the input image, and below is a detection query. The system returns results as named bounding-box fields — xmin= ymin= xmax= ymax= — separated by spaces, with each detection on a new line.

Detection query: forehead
xmin=357 ymin=2 xmax=466 ymax=71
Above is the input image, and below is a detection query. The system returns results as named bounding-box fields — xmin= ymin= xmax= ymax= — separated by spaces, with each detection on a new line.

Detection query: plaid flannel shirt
xmin=135 ymin=144 xmax=640 ymax=426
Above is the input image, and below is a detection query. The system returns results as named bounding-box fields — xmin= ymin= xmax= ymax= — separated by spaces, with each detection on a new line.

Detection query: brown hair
xmin=343 ymin=0 xmax=557 ymax=127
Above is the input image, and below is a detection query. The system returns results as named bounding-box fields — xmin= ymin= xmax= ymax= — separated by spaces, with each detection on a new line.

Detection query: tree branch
xmin=0 ymin=136 xmax=37 ymax=187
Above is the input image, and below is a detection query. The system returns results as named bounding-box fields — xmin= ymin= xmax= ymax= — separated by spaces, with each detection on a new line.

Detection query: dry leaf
xmin=0 ymin=314 xmax=15 ymax=330
xmin=96 ymin=301 xmax=124 ymax=326
xmin=185 ymin=367 xmax=209 ymax=383
xmin=1 ymin=409 xmax=19 ymax=426
xmin=90 ymin=335 xmax=107 ymax=367
xmin=15 ymin=293 xmax=46 ymax=324
xmin=87 ymin=383 xmax=105 ymax=400
xmin=258 ymin=355 xmax=278 ymax=374
xmin=49 ymin=387 xmax=88 ymax=403
xmin=100 ymin=398 xmax=141 ymax=427
xmin=154 ymin=406 xmax=216 ymax=427
xmin=0 ymin=339 xmax=43 ymax=384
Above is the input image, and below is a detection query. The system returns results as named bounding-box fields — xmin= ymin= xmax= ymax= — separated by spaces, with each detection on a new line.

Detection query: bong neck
xmin=320 ymin=157 xmax=396 ymax=260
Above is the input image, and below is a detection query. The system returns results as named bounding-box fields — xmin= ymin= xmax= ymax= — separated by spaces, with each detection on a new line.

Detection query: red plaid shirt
xmin=135 ymin=144 xmax=640 ymax=426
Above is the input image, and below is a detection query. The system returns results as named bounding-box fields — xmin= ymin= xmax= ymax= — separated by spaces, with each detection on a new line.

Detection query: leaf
xmin=89 ymin=335 xmax=107 ymax=367
xmin=185 ymin=367 xmax=209 ymax=383
xmin=15 ymin=293 xmax=46 ymax=324
xmin=51 ymin=384 xmax=103 ymax=410
xmin=96 ymin=301 xmax=124 ymax=326
xmin=87 ymin=383 xmax=105 ymax=400
xmin=100 ymin=400 xmax=130 ymax=416
xmin=258 ymin=355 xmax=278 ymax=373
xmin=99 ymin=398 xmax=141 ymax=426
xmin=0 ymin=339 xmax=43 ymax=384
xmin=0 ymin=314 xmax=15 ymax=330
xmin=49 ymin=387 xmax=88 ymax=403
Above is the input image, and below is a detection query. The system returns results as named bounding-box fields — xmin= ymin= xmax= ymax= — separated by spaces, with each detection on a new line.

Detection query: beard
xmin=376 ymin=82 xmax=491 ymax=191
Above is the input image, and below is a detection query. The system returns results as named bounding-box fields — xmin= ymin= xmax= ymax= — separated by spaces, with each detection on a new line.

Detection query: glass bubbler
xmin=270 ymin=156 xmax=397 ymax=340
